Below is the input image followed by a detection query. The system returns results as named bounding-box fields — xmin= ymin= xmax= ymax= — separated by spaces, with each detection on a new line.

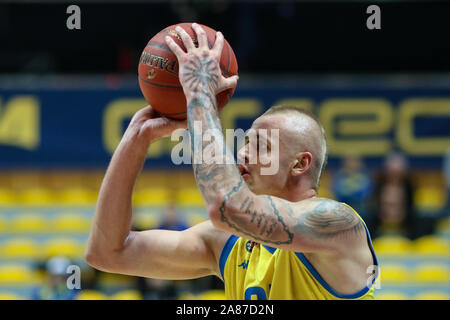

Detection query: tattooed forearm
xmin=185 ymin=59 xmax=244 ymax=212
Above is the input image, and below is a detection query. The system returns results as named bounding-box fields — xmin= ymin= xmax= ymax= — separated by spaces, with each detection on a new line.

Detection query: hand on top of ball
xmin=165 ymin=23 xmax=239 ymax=103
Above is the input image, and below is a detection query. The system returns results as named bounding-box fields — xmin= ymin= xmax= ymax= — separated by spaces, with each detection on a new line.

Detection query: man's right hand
xmin=123 ymin=105 xmax=188 ymax=145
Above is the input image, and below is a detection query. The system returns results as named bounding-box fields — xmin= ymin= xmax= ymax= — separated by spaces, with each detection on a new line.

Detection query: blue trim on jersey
xmin=219 ymin=235 xmax=239 ymax=280
xmin=364 ymin=222 xmax=380 ymax=268
xmin=263 ymin=245 xmax=277 ymax=254
xmin=295 ymin=222 xmax=379 ymax=299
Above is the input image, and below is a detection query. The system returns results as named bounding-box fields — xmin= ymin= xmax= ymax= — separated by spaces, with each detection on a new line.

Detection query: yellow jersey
xmin=219 ymin=209 xmax=379 ymax=300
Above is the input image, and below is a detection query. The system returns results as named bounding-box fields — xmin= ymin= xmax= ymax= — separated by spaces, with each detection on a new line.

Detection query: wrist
xmin=119 ymin=126 xmax=151 ymax=156
xmin=186 ymin=91 xmax=218 ymax=112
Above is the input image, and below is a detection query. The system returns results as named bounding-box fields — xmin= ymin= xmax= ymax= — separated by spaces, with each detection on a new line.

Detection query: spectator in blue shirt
xmin=30 ymin=256 xmax=80 ymax=300
xmin=332 ymin=154 xmax=373 ymax=221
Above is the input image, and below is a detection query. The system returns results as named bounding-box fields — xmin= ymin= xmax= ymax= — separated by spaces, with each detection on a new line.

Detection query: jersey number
xmin=244 ymin=286 xmax=267 ymax=300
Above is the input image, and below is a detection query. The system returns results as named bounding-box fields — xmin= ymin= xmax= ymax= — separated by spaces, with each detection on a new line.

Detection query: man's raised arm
xmin=166 ymin=23 xmax=365 ymax=255
xmin=85 ymin=106 xmax=224 ymax=279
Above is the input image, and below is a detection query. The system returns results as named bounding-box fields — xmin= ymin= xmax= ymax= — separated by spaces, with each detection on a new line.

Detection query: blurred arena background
xmin=0 ymin=0 xmax=449 ymax=300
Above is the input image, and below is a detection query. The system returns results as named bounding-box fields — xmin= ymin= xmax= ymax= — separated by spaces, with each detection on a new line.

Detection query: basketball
xmin=138 ymin=23 xmax=238 ymax=119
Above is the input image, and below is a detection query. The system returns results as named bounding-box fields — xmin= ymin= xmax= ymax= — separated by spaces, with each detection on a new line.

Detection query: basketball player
xmin=85 ymin=24 xmax=379 ymax=299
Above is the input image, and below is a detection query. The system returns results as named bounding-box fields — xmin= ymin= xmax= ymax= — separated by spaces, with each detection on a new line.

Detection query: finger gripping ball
xmin=138 ymin=23 xmax=238 ymax=120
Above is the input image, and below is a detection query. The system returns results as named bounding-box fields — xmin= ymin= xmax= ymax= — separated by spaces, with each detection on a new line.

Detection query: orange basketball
xmin=138 ymin=23 xmax=238 ymax=119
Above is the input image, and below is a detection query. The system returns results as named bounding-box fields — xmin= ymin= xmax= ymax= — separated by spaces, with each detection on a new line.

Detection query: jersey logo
xmin=246 ymin=241 xmax=256 ymax=252
xmin=238 ymin=260 xmax=249 ymax=270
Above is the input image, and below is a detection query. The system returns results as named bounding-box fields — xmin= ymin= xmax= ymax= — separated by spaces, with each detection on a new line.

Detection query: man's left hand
xmin=165 ymin=23 xmax=238 ymax=103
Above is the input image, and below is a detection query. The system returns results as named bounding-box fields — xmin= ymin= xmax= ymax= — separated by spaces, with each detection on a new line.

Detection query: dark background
xmin=1 ymin=1 xmax=449 ymax=74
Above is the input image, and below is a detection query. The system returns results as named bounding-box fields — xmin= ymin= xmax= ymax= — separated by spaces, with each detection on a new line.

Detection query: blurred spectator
xmin=332 ymin=154 xmax=373 ymax=221
xmin=157 ymin=203 xmax=189 ymax=231
xmin=30 ymin=256 xmax=80 ymax=300
xmin=369 ymin=153 xmax=417 ymax=239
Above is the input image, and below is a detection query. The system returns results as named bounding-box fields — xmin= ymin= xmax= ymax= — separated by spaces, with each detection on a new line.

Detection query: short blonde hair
xmin=263 ymin=105 xmax=328 ymax=189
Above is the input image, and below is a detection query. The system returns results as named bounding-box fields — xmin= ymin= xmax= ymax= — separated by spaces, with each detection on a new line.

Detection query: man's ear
xmin=291 ymin=152 xmax=312 ymax=176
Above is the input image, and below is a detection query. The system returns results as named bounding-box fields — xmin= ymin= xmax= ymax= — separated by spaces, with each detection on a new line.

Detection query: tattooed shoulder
xmin=293 ymin=198 xmax=364 ymax=239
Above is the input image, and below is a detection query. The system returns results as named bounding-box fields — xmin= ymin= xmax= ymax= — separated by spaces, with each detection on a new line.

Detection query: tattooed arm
xmin=166 ymin=24 xmax=364 ymax=254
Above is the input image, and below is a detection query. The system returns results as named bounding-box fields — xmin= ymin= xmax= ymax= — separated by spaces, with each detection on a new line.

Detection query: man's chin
xmin=246 ymin=181 xmax=264 ymax=195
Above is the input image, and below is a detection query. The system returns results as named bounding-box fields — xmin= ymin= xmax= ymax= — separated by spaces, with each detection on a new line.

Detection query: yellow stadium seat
xmin=76 ymin=290 xmax=108 ymax=300
xmin=413 ymin=264 xmax=450 ymax=283
xmin=97 ymin=273 xmax=135 ymax=287
xmin=44 ymin=238 xmax=85 ymax=259
xmin=57 ymin=187 xmax=98 ymax=206
xmin=0 ymin=292 xmax=24 ymax=300
xmin=198 ymin=290 xmax=227 ymax=300
xmin=415 ymin=291 xmax=449 ymax=300
xmin=414 ymin=186 xmax=446 ymax=212
xmin=372 ymin=235 xmax=412 ymax=257
xmin=379 ymin=264 xmax=411 ymax=284
xmin=0 ymin=264 xmax=38 ymax=285
xmin=133 ymin=212 xmax=158 ymax=230
xmin=0 ymin=215 xmax=8 ymax=232
xmin=110 ymin=290 xmax=142 ymax=300
xmin=412 ymin=235 xmax=449 ymax=257
xmin=178 ymin=292 xmax=197 ymax=300
xmin=10 ymin=213 xmax=49 ymax=234
xmin=1 ymin=238 xmax=42 ymax=259
xmin=19 ymin=187 xmax=56 ymax=206
xmin=51 ymin=213 xmax=92 ymax=233
xmin=0 ymin=188 xmax=17 ymax=206
xmin=375 ymin=291 xmax=409 ymax=300
xmin=177 ymin=188 xmax=204 ymax=207
xmin=133 ymin=188 xmax=170 ymax=207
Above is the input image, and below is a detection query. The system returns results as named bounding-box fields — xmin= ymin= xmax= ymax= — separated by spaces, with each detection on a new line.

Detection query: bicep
xmin=106 ymin=222 xmax=221 ymax=280
xmin=213 ymin=193 xmax=364 ymax=253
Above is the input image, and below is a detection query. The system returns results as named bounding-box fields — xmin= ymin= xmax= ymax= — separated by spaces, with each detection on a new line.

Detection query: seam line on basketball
xmin=139 ymin=75 xmax=183 ymax=89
